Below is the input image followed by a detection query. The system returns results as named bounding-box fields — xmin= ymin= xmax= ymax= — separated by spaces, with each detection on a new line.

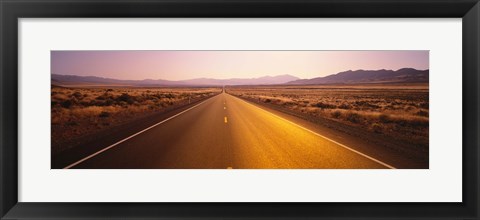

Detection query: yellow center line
xmin=224 ymin=116 xmax=228 ymax=123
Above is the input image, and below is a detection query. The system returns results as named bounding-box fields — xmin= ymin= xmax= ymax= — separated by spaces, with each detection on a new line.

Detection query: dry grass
xmin=227 ymin=84 xmax=429 ymax=147
xmin=51 ymin=86 xmax=221 ymax=152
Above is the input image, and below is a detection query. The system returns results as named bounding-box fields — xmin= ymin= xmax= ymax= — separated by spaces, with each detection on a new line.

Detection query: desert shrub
xmin=66 ymin=121 xmax=78 ymax=126
xmin=282 ymin=101 xmax=295 ymax=106
xmin=313 ymin=102 xmax=336 ymax=109
xmin=416 ymin=110 xmax=429 ymax=117
xmin=134 ymin=96 xmax=145 ymax=103
xmin=61 ymin=100 xmax=73 ymax=108
xmin=354 ymin=101 xmax=380 ymax=109
xmin=264 ymin=99 xmax=271 ymax=103
xmin=405 ymin=117 xmax=429 ymax=127
xmin=331 ymin=110 xmax=342 ymax=118
xmin=371 ymin=123 xmax=383 ymax=133
xmin=104 ymin=99 xmax=114 ymax=106
xmin=95 ymin=93 xmax=109 ymax=100
xmin=157 ymin=102 xmax=167 ymax=107
xmin=72 ymin=92 xmax=83 ymax=98
xmin=89 ymin=100 xmax=102 ymax=106
xmin=52 ymin=93 xmax=69 ymax=101
xmin=117 ymin=101 xmax=128 ymax=107
xmin=378 ymin=113 xmax=391 ymax=123
xmin=383 ymin=104 xmax=396 ymax=110
xmin=346 ymin=112 xmax=362 ymax=123
xmin=164 ymin=93 xmax=175 ymax=99
xmin=338 ymin=103 xmax=351 ymax=109
xmin=99 ymin=111 xmax=110 ymax=118
xmin=79 ymin=101 xmax=90 ymax=106
xmin=404 ymin=106 xmax=415 ymax=111
xmin=117 ymin=93 xmax=135 ymax=104
xmin=419 ymin=102 xmax=429 ymax=109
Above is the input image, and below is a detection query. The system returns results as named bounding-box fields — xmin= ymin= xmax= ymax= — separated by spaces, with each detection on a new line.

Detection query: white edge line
xmin=63 ymin=97 xmax=213 ymax=169
xmin=230 ymin=94 xmax=397 ymax=169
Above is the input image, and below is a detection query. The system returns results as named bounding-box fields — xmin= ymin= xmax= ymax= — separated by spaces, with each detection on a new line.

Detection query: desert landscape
xmin=51 ymin=50 xmax=429 ymax=169
xmin=226 ymin=83 xmax=429 ymax=157
xmin=51 ymin=86 xmax=221 ymax=154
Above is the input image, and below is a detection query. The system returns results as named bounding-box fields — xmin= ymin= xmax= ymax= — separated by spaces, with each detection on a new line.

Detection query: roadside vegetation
xmin=227 ymin=84 xmax=429 ymax=149
xmin=51 ymin=86 xmax=221 ymax=153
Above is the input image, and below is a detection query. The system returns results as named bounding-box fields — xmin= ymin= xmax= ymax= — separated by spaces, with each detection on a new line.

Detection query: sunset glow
xmin=51 ymin=51 xmax=429 ymax=80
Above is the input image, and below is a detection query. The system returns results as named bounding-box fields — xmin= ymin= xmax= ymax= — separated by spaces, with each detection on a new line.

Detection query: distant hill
xmin=51 ymin=74 xmax=181 ymax=86
xmin=51 ymin=74 xmax=300 ymax=86
xmin=52 ymin=68 xmax=427 ymax=87
xmin=182 ymin=74 xmax=299 ymax=86
xmin=287 ymin=68 xmax=429 ymax=85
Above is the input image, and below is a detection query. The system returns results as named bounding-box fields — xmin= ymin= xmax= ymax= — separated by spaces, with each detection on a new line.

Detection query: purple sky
xmin=51 ymin=51 xmax=429 ymax=80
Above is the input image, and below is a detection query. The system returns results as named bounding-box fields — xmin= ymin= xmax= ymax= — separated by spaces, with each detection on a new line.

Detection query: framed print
xmin=1 ymin=0 xmax=479 ymax=219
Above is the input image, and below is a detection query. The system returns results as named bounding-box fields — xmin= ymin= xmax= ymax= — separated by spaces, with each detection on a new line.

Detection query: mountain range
xmin=51 ymin=68 xmax=428 ymax=87
xmin=51 ymin=74 xmax=299 ymax=86
xmin=287 ymin=68 xmax=428 ymax=85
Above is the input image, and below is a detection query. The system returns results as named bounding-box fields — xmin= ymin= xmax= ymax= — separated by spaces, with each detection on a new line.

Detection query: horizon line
xmin=51 ymin=67 xmax=429 ymax=82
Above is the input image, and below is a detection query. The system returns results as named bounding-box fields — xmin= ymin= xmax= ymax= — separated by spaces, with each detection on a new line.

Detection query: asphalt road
xmin=68 ymin=91 xmax=393 ymax=169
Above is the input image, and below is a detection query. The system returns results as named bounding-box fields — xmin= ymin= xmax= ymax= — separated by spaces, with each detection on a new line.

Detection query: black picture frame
xmin=1 ymin=0 xmax=479 ymax=219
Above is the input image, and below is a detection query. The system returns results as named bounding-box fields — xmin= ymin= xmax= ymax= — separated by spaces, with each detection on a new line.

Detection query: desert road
xmin=65 ymin=91 xmax=395 ymax=169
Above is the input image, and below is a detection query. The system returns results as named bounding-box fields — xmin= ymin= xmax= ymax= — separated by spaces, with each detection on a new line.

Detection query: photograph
xmin=3 ymin=0 xmax=477 ymax=218
xmin=51 ymin=50 xmax=429 ymax=169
